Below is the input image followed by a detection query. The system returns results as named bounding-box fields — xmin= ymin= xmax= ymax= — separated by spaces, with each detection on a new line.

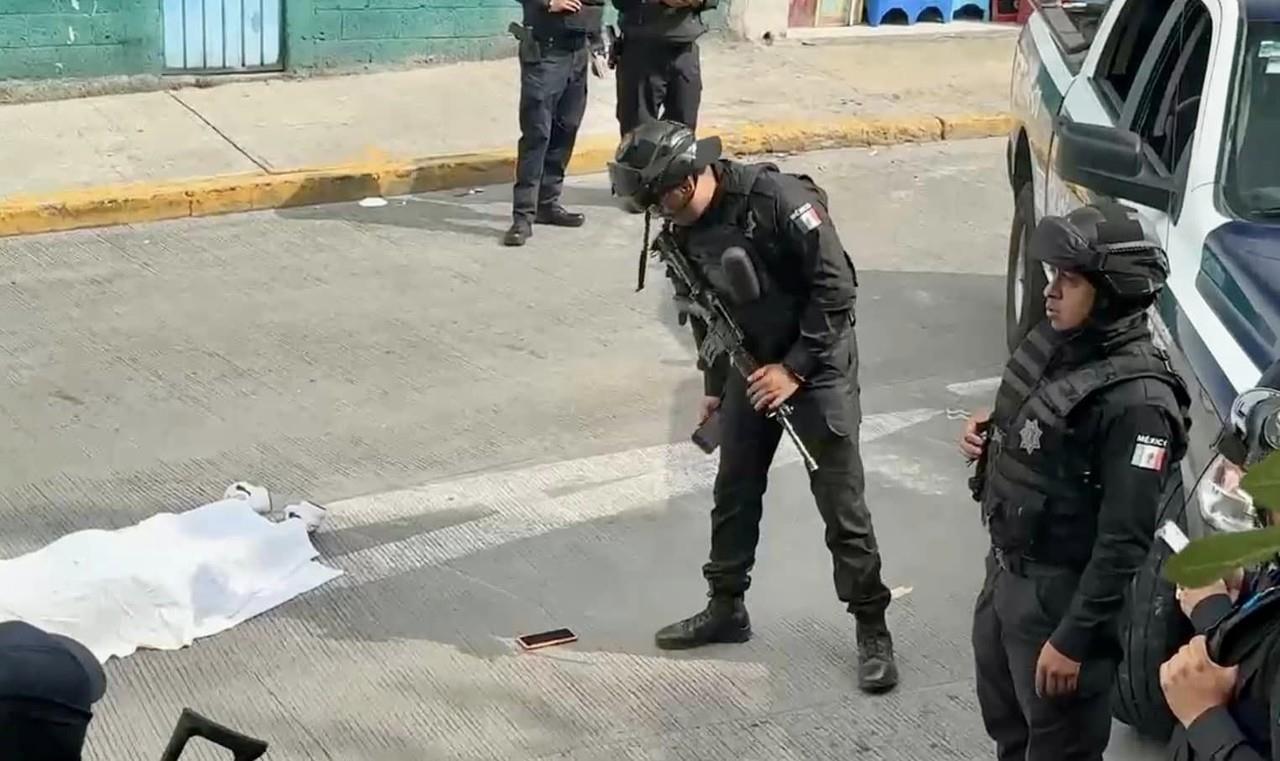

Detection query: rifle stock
xmin=647 ymin=228 xmax=819 ymax=473
xmin=159 ymin=708 xmax=268 ymax=761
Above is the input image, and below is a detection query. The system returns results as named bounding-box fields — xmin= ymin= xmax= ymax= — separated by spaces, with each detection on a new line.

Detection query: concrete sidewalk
xmin=0 ymin=31 xmax=1017 ymax=236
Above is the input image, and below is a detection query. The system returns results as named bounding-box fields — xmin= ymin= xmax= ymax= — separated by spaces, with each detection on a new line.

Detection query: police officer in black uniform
xmin=504 ymin=0 xmax=604 ymax=247
xmin=1158 ymin=369 xmax=1280 ymax=761
xmin=962 ymin=202 xmax=1192 ymax=761
xmin=611 ymin=0 xmax=714 ymax=136
xmin=607 ymin=120 xmax=899 ymax=693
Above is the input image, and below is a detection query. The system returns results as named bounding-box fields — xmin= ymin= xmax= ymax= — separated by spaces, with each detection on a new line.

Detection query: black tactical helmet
xmin=608 ymin=120 xmax=722 ymax=208
xmin=1029 ymin=201 xmax=1170 ymax=303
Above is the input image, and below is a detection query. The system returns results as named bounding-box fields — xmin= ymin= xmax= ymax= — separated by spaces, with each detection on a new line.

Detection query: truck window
xmin=1131 ymin=0 xmax=1212 ymax=174
xmin=1222 ymin=22 xmax=1280 ymax=221
xmin=1095 ymin=0 xmax=1174 ymax=110
xmin=1040 ymin=1 xmax=1114 ymax=69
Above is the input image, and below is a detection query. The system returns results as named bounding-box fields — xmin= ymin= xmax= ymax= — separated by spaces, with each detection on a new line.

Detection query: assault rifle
xmin=642 ymin=225 xmax=819 ymax=473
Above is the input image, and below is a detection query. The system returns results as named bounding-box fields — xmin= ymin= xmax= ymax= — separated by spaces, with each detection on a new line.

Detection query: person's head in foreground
xmin=0 ymin=621 xmax=106 ymax=761
xmin=1028 ymin=201 xmax=1169 ymax=333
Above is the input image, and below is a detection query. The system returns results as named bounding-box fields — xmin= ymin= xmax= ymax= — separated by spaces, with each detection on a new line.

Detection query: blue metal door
xmin=162 ymin=0 xmax=282 ymax=72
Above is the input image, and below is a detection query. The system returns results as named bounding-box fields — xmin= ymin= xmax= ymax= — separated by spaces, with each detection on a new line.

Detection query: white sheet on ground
xmin=0 ymin=498 xmax=343 ymax=663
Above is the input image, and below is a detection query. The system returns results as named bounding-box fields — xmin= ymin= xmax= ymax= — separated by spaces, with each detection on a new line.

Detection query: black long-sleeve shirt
xmin=1184 ymin=704 xmax=1272 ymax=761
xmin=1174 ymin=591 xmax=1278 ymax=760
xmin=1047 ymin=391 xmax=1179 ymax=661
xmin=682 ymin=161 xmax=857 ymax=399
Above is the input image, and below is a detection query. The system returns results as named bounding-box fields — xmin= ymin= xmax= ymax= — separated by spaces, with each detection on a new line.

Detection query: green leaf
xmin=1163 ymin=525 xmax=1280 ymax=587
xmin=1243 ymin=450 xmax=1280 ymax=513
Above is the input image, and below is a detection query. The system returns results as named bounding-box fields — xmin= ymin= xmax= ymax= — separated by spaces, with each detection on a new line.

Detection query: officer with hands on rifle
xmin=607 ymin=119 xmax=899 ymax=694
xmin=960 ymin=202 xmax=1192 ymax=761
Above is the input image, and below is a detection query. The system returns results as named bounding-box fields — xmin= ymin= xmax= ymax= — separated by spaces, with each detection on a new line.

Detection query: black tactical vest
xmin=979 ymin=320 xmax=1190 ymax=569
xmin=524 ymin=0 xmax=604 ymax=38
xmin=674 ymin=163 xmax=805 ymax=365
xmin=617 ymin=2 xmax=709 ymax=44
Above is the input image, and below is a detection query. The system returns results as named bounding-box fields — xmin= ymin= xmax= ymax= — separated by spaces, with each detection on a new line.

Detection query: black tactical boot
xmin=535 ymin=205 xmax=586 ymax=227
xmin=855 ymin=614 xmax=899 ymax=693
xmin=654 ymin=595 xmax=751 ymax=650
xmin=503 ymin=219 xmax=532 ymax=247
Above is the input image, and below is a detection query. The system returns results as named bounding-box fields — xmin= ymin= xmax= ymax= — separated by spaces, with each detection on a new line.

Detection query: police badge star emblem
xmin=1020 ymin=418 xmax=1043 ymax=454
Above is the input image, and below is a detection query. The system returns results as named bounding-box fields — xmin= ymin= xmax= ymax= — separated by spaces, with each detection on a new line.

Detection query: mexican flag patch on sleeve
xmin=789 ymin=202 xmax=823 ymax=233
xmin=1130 ymin=434 xmax=1169 ymax=471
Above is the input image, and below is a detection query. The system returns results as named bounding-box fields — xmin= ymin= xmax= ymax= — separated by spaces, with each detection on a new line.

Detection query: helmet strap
xmin=636 ymin=208 xmax=652 ymax=292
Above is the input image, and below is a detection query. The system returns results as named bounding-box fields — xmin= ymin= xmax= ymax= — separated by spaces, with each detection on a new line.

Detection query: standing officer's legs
xmin=976 ymin=558 xmax=1115 ymax=761
xmin=661 ymin=41 xmax=702 ymax=130
xmin=535 ymin=47 xmax=588 ymax=226
xmin=509 ymin=45 xmax=573 ymax=246
xmin=655 ymin=370 xmax=778 ymax=650
xmin=974 ymin=555 xmax=1030 ymax=761
xmin=616 ymin=42 xmax=667 ymax=136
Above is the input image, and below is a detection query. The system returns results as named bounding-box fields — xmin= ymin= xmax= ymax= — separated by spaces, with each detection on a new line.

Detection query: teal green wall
xmin=0 ymin=0 xmax=729 ymax=80
xmin=285 ymin=0 xmax=731 ymax=70
xmin=0 ymin=0 xmax=163 ymax=80
xmin=285 ymin=0 xmax=521 ymax=69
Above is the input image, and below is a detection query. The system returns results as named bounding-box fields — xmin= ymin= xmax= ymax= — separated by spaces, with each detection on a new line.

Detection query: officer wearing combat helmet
xmin=961 ymin=202 xmax=1192 ymax=760
xmin=607 ymin=120 xmax=899 ymax=693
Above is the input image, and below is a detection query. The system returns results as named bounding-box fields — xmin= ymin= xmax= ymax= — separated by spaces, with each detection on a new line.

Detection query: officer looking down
xmin=960 ymin=203 xmax=1192 ymax=760
xmin=607 ymin=120 xmax=899 ymax=693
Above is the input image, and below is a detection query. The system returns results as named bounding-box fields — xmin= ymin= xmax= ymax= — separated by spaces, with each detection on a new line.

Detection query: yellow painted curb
xmin=940 ymin=113 xmax=1016 ymax=141
xmin=0 ymin=112 xmax=1011 ymax=238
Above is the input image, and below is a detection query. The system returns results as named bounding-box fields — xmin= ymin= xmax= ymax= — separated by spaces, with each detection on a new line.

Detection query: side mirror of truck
xmin=1053 ymin=119 xmax=1174 ymax=211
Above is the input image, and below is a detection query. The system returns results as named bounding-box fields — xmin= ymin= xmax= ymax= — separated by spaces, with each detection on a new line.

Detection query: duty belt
xmin=991 ymin=547 xmax=1072 ymax=577
xmin=536 ymin=32 xmax=589 ymax=50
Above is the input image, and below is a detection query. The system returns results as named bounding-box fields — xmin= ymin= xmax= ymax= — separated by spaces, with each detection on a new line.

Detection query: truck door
xmin=1051 ymin=0 xmax=1227 ymax=487
xmin=1046 ymin=0 xmax=1188 ymax=232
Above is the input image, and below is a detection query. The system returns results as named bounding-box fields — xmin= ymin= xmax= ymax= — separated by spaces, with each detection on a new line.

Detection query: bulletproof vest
xmin=675 ymin=163 xmax=806 ymax=365
xmin=524 ymin=0 xmax=604 ymax=38
xmin=980 ymin=321 xmax=1190 ymax=569
xmin=617 ymin=2 xmax=708 ymax=43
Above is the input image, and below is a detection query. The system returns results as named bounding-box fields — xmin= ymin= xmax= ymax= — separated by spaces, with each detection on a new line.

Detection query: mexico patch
xmin=1131 ymin=434 xmax=1169 ymax=471
xmin=789 ymin=202 xmax=823 ymax=233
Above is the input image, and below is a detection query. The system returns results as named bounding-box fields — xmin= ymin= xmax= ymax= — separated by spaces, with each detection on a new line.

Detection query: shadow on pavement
xmin=275 ymin=194 xmax=510 ymax=243
xmin=272 ymin=179 xmax=626 ymax=245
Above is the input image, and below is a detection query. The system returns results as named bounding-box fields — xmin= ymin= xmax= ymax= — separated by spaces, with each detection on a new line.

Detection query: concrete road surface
xmin=0 ymin=139 xmax=1168 ymax=760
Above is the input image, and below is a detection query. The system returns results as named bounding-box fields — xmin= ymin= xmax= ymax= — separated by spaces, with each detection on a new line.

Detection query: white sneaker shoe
xmin=284 ymin=501 xmax=327 ymax=533
xmin=225 ymin=482 xmax=272 ymax=516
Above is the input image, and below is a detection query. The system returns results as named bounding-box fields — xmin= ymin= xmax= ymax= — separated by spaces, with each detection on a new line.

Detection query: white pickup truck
xmin=1003 ymin=0 xmax=1280 ymax=740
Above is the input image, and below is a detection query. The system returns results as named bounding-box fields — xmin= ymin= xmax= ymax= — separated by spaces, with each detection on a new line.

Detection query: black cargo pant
xmin=972 ymin=551 xmax=1116 ymax=761
xmin=615 ymin=39 xmax=701 ymax=135
xmin=513 ymin=36 xmax=590 ymax=223
xmin=701 ymin=331 xmax=892 ymax=618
